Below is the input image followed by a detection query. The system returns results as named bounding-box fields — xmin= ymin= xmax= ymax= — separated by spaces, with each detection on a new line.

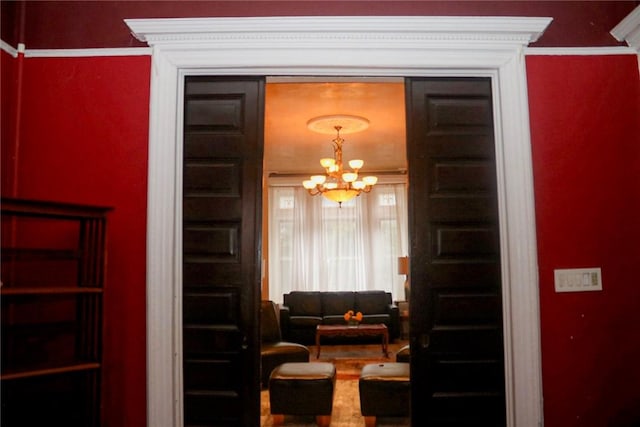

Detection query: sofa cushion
xmin=322 ymin=315 xmax=349 ymax=325
xmin=321 ymin=292 xmax=355 ymax=316
xmin=286 ymin=291 xmax=322 ymax=316
xmin=354 ymin=291 xmax=389 ymax=315
xmin=289 ymin=316 xmax=323 ymax=328
xmin=360 ymin=314 xmax=390 ymax=325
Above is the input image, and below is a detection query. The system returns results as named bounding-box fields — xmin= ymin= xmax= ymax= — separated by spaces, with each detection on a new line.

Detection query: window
xmin=268 ymin=183 xmax=408 ymax=303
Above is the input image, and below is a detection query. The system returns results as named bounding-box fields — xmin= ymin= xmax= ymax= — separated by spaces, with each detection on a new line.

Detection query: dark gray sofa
xmin=279 ymin=290 xmax=399 ymax=343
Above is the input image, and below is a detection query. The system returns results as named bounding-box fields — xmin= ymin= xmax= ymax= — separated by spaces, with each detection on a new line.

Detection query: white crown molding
xmin=0 ymin=40 xmax=151 ymax=58
xmin=1 ymin=40 xmax=19 ymax=57
xmin=24 ymin=47 xmax=152 ymax=57
xmin=126 ymin=16 xmax=548 ymax=427
xmin=6 ymin=41 xmax=634 ymax=60
xmin=526 ymin=46 xmax=637 ymax=56
xmin=127 ymin=16 xmax=551 ymax=45
xmin=611 ymin=5 xmax=640 ymax=52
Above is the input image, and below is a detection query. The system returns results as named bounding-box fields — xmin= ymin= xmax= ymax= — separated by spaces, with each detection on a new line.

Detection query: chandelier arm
xmin=307 ymin=187 xmax=321 ymax=196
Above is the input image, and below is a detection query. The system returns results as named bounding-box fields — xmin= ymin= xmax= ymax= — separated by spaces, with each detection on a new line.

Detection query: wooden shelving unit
xmin=1 ymin=197 xmax=112 ymax=427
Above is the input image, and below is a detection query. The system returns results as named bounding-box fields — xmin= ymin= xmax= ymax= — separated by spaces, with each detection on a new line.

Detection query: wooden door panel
xmin=432 ymin=161 xmax=494 ymax=191
xmin=183 ymin=292 xmax=238 ymax=323
xmin=425 ymin=135 xmax=496 ymax=158
xmin=183 ymin=199 xmax=243 ymax=221
xmin=430 ymin=359 xmax=504 ymax=391
xmin=407 ymin=77 xmax=504 ymax=427
xmin=431 ymin=226 xmax=498 ymax=258
xmin=183 ymin=327 xmax=244 ymax=356
xmin=428 ymin=326 xmax=503 ymax=356
xmin=182 ymin=76 xmax=264 ymax=426
xmin=183 ymin=225 xmax=240 ymax=259
xmin=427 ymin=263 xmax=500 ymax=288
xmin=434 ymin=293 xmax=502 ymax=324
xmin=429 ymin=394 xmax=505 ymax=423
xmin=183 ymin=264 xmax=243 ymax=286
xmin=426 ymin=197 xmax=496 ymax=221
xmin=184 ymin=394 xmax=242 ymax=424
xmin=184 ymin=162 xmax=241 ymax=195
xmin=425 ymin=97 xmax=493 ymax=130
xmin=184 ymin=360 xmax=237 ymax=389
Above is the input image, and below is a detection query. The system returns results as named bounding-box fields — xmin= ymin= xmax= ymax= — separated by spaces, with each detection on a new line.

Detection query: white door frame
xmin=126 ymin=16 xmax=551 ymax=427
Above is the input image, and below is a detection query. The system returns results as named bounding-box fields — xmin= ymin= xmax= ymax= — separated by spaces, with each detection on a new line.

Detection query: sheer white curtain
xmin=267 ymin=181 xmax=408 ymax=304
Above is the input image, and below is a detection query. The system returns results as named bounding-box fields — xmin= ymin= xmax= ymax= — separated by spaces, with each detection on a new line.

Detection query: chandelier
xmin=302 ymin=115 xmax=378 ymax=205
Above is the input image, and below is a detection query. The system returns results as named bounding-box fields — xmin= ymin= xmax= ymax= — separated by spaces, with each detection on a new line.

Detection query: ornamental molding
xmin=126 ymin=16 xmax=551 ymax=47
xmin=24 ymin=47 xmax=152 ymax=58
xmin=525 ymin=46 xmax=636 ymax=56
xmin=611 ymin=5 xmax=640 ymax=52
xmin=125 ymin=15 xmax=549 ymax=427
xmin=0 ymin=39 xmax=18 ymax=57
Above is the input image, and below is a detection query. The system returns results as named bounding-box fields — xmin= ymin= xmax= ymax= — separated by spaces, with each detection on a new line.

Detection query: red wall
xmin=528 ymin=55 xmax=640 ymax=427
xmin=1 ymin=1 xmax=634 ymax=49
xmin=5 ymin=52 xmax=638 ymax=427
xmin=4 ymin=55 xmax=151 ymax=427
xmin=1 ymin=50 xmax=19 ymax=195
xmin=2 ymin=5 xmax=639 ymax=425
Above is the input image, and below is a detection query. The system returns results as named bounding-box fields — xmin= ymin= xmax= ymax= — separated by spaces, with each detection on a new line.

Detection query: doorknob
xmin=419 ymin=334 xmax=430 ymax=349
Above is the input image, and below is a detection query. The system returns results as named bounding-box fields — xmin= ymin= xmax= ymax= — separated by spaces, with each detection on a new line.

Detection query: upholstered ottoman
xmin=359 ymin=363 xmax=410 ymax=427
xmin=269 ymin=362 xmax=336 ymax=427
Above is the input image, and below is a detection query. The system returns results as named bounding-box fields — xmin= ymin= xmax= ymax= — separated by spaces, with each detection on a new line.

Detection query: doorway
xmin=127 ymin=15 xmax=547 ymax=427
xmin=261 ymin=78 xmax=409 ymax=426
xmin=262 ymin=78 xmax=408 ymax=302
xmin=261 ymin=76 xmax=505 ymax=426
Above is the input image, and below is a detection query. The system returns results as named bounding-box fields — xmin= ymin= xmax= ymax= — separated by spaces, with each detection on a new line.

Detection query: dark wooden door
xmin=182 ymin=76 xmax=264 ymax=426
xmin=406 ymin=77 xmax=505 ymax=426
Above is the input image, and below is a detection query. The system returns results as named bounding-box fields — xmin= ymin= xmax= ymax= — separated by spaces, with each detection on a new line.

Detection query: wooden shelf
xmin=1 ymin=362 xmax=101 ymax=380
xmin=1 ymin=247 xmax=82 ymax=260
xmin=1 ymin=197 xmax=111 ymax=427
xmin=1 ymin=197 xmax=112 ymax=219
xmin=1 ymin=287 xmax=102 ymax=295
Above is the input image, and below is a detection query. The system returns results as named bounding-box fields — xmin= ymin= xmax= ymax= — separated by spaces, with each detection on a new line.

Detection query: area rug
xmin=261 ymin=342 xmax=409 ymax=426
xmin=312 ymin=341 xmax=407 ymax=379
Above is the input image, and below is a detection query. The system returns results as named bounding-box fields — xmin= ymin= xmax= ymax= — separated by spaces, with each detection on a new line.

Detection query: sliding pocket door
xmin=182 ymin=76 xmax=265 ymax=427
xmin=406 ymin=77 xmax=505 ymax=427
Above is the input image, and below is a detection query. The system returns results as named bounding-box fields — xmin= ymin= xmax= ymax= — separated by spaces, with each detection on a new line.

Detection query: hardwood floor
xmin=261 ymin=341 xmax=410 ymax=426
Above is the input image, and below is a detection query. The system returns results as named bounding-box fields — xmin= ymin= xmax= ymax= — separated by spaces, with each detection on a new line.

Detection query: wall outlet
xmin=554 ymin=268 xmax=602 ymax=292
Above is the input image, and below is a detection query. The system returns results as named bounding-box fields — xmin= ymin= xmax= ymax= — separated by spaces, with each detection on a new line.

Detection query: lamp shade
xmin=322 ymin=189 xmax=359 ymax=203
xmin=397 ymin=256 xmax=409 ymax=275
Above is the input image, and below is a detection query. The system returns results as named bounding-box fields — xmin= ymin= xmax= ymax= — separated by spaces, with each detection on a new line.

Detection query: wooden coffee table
xmin=315 ymin=324 xmax=389 ymax=358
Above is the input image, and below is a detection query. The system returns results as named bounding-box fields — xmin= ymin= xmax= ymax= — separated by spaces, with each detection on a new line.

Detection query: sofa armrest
xmin=279 ymin=305 xmax=291 ymax=340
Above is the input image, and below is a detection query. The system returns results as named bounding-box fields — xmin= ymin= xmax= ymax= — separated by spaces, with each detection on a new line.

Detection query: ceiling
xmin=264 ymin=78 xmax=407 ymax=177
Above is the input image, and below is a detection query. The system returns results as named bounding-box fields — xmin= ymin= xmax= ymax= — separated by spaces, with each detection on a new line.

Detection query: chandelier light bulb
xmin=311 ymin=175 xmax=327 ymax=184
xmin=302 ymin=180 xmax=316 ymax=189
xmin=362 ymin=176 xmax=378 ymax=186
xmin=348 ymin=159 xmax=364 ymax=170
xmin=320 ymin=158 xmax=335 ymax=168
xmin=342 ymin=172 xmax=358 ymax=183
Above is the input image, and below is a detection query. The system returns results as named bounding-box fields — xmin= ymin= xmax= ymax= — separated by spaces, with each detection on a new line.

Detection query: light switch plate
xmin=554 ymin=268 xmax=602 ymax=292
